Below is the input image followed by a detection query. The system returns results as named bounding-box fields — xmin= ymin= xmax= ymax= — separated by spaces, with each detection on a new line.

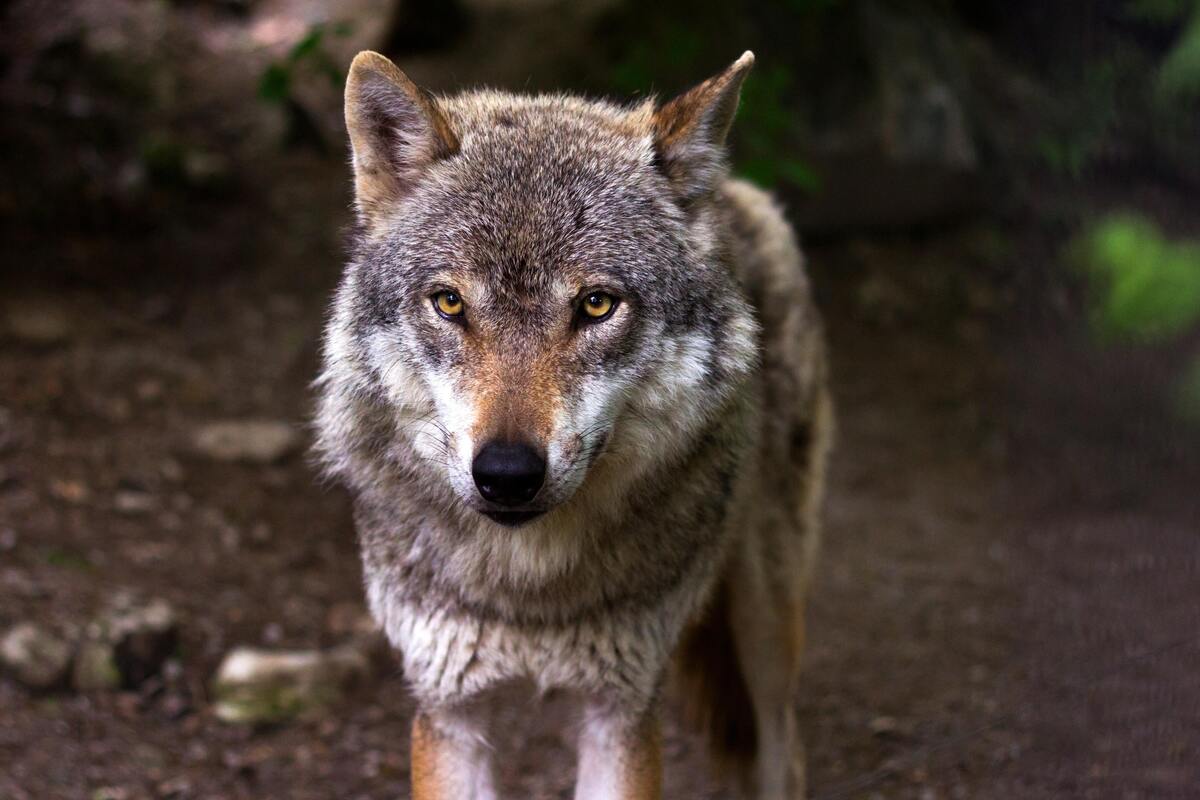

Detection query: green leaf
xmin=1155 ymin=8 xmax=1200 ymax=102
xmin=777 ymin=158 xmax=821 ymax=192
xmin=1076 ymin=214 xmax=1200 ymax=342
xmin=738 ymin=157 xmax=781 ymax=187
xmin=289 ymin=26 xmax=325 ymax=62
xmin=258 ymin=63 xmax=291 ymax=103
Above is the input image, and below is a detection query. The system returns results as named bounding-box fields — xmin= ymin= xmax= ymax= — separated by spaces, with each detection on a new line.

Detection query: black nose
xmin=472 ymin=441 xmax=546 ymax=507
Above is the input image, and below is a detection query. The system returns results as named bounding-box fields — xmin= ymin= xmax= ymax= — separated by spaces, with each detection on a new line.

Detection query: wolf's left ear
xmin=652 ymin=51 xmax=754 ymax=202
xmin=344 ymin=51 xmax=459 ymax=223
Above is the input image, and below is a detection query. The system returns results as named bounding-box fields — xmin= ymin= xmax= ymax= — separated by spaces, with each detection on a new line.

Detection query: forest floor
xmin=4 ymin=144 xmax=1197 ymax=799
xmin=0 ymin=155 xmax=1010 ymax=799
xmin=3 ymin=1 xmax=1200 ymax=796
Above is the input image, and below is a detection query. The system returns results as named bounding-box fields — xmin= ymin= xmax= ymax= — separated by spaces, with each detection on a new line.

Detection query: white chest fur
xmin=367 ymin=569 xmax=713 ymax=710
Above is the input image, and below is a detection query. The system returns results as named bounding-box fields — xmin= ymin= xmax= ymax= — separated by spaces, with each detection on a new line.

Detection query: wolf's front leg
xmin=574 ymin=701 xmax=662 ymax=800
xmin=411 ymin=708 xmax=497 ymax=800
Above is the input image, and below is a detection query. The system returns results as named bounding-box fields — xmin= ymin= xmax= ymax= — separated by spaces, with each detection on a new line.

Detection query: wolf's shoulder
xmin=718 ymin=178 xmax=812 ymax=311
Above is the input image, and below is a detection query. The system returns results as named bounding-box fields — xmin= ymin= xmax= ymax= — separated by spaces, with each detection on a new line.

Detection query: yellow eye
xmin=433 ymin=291 xmax=464 ymax=318
xmin=581 ymin=292 xmax=616 ymax=321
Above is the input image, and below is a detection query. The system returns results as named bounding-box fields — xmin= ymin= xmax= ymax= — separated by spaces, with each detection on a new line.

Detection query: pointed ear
xmin=344 ymin=51 xmax=459 ymax=223
xmin=652 ymin=51 xmax=754 ymax=201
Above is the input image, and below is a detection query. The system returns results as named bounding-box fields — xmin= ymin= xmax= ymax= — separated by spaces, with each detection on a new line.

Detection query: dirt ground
xmin=3 ymin=3 xmax=1200 ymax=798
xmin=0 ymin=169 xmax=1007 ymax=799
xmin=4 ymin=150 xmax=1196 ymax=799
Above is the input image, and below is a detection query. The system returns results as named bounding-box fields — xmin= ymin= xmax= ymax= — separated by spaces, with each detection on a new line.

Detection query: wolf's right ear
xmin=344 ymin=51 xmax=459 ymax=223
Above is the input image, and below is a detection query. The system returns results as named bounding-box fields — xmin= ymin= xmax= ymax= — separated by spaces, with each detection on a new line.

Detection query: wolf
xmin=315 ymin=48 xmax=832 ymax=800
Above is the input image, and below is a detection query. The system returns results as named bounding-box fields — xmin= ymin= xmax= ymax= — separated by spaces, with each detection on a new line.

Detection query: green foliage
xmin=1074 ymin=214 xmax=1200 ymax=342
xmin=736 ymin=65 xmax=820 ymax=191
xmin=257 ymin=21 xmax=352 ymax=105
xmin=1125 ymin=0 xmax=1200 ymax=103
xmin=1155 ymin=8 xmax=1200 ymax=102
xmin=1039 ymin=3 xmax=1200 ymax=178
xmin=607 ymin=30 xmax=704 ymax=96
xmin=258 ymin=63 xmax=291 ymax=104
xmin=1076 ymin=213 xmax=1200 ymax=421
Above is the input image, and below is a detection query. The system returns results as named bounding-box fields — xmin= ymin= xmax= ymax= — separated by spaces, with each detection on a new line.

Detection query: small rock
xmin=113 ymin=490 xmax=158 ymax=515
xmin=73 ymin=640 xmax=122 ymax=691
xmin=212 ymin=643 xmax=373 ymax=724
xmin=108 ymin=597 xmax=179 ymax=687
xmin=1 ymin=622 xmax=72 ymax=690
xmin=91 ymin=787 xmax=130 ymax=800
xmin=262 ymin=623 xmax=284 ymax=645
xmin=869 ymin=715 xmax=901 ymax=736
xmin=48 ymin=478 xmax=91 ymax=504
xmin=219 ymin=526 xmax=241 ymax=552
xmin=156 ymin=777 xmax=192 ymax=799
xmin=160 ymin=458 xmax=185 ymax=483
xmin=77 ymin=597 xmax=179 ymax=690
xmin=162 ymin=658 xmax=185 ymax=683
xmin=3 ymin=297 xmax=73 ymax=345
xmin=2 ymin=567 xmax=47 ymax=599
xmin=191 ymin=420 xmax=300 ymax=464
xmin=182 ymin=150 xmax=231 ymax=188
xmin=248 ymin=521 xmax=272 ymax=546
xmin=135 ymin=378 xmax=164 ymax=402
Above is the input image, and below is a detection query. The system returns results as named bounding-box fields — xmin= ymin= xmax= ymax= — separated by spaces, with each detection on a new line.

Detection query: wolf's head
xmin=318 ymin=52 xmax=759 ymax=531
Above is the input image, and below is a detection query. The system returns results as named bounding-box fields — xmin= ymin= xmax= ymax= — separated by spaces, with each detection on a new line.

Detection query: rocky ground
xmin=3 ymin=1 xmax=1200 ymax=798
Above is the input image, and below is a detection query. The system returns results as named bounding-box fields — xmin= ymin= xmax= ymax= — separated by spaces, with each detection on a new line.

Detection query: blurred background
xmin=2 ymin=0 xmax=1199 ymax=797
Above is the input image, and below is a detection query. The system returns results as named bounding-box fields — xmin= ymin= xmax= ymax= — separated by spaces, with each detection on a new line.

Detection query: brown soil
xmin=0 ymin=187 xmax=1014 ymax=798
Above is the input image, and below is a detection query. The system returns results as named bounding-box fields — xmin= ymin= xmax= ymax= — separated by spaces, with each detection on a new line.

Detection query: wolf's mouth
xmin=481 ymin=509 xmax=546 ymax=527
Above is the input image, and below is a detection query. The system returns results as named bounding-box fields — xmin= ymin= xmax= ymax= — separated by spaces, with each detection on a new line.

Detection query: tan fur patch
xmin=620 ymin=711 xmax=664 ymax=800
xmin=410 ymin=714 xmax=451 ymax=800
xmin=466 ymin=343 xmax=562 ymax=447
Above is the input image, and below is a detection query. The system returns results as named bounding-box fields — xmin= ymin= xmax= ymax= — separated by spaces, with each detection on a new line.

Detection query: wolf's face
xmin=323 ymin=53 xmax=758 ymax=529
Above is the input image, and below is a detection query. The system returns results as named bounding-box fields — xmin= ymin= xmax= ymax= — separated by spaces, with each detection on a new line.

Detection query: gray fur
xmin=316 ymin=50 xmax=831 ymax=799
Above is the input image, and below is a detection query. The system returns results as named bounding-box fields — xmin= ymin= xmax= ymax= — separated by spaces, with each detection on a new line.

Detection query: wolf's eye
xmin=580 ymin=292 xmax=617 ymax=322
xmin=433 ymin=291 xmax=464 ymax=319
